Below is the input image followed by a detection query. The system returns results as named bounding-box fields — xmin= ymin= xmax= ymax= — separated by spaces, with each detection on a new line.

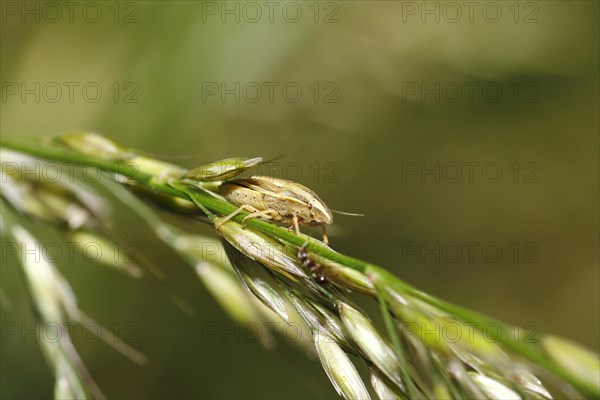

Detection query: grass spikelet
xmin=541 ymin=335 xmax=600 ymax=394
xmin=370 ymin=368 xmax=405 ymax=400
xmin=468 ymin=373 xmax=522 ymax=400
xmin=213 ymin=219 xmax=307 ymax=279
xmin=224 ymin=242 xmax=290 ymax=321
xmin=338 ymin=302 xmax=405 ymax=392
xmin=314 ymin=328 xmax=372 ymax=400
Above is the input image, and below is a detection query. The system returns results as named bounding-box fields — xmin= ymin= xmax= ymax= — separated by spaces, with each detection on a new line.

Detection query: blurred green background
xmin=1 ymin=1 xmax=598 ymax=398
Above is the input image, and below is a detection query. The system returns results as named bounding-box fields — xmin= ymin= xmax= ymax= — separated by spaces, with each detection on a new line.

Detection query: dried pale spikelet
xmin=216 ymin=220 xmax=306 ymax=279
xmin=280 ymin=305 xmax=314 ymax=355
xmin=447 ymin=359 xmax=486 ymax=399
xmin=338 ymin=302 xmax=405 ymax=391
xmin=250 ymin=294 xmax=315 ymax=354
xmin=288 ymin=293 xmax=323 ymax=331
xmin=311 ymin=303 xmax=354 ymax=353
xmin=370 ymin=368 xmax=403 ymax=400
xmin=224 ymin=242 xmax=289 ymax=321
xmin=510 ymin=366 xmax=553 ymax=399
xmin=468 ymin=372 xmax=522 ymax=400
xmin=314 ymin=328 xmax=371 ymax=400
xmin=287 ymin=292 xmax=353 ymax=354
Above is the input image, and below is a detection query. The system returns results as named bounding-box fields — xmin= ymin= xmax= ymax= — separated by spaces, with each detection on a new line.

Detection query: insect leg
xmin=321 ymin=223 xmax=329 ymax=246
xmin=215 ymin=204 xmax=260 ymax=230
xmin=241 ymin=209 xmax=281 ymax=227
xmin=292 ymin=215 xmax=301 ymax=236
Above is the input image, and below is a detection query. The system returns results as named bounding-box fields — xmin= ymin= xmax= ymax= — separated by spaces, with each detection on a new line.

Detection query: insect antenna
xmin=331 ymin=209 xmax=364 ymax=217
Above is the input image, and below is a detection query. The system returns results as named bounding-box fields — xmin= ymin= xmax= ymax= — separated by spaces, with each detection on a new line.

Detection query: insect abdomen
xmin=219 ymin=183 xmax=266 ymax=210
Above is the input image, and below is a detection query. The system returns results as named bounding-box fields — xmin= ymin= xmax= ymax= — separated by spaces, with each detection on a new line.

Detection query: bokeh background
xmin=1 ymin=1 xmax=598 ymax=398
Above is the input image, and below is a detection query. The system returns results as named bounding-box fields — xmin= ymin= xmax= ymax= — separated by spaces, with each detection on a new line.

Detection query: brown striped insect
xmin=215 ymin=176 xmax=333 ymax=245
